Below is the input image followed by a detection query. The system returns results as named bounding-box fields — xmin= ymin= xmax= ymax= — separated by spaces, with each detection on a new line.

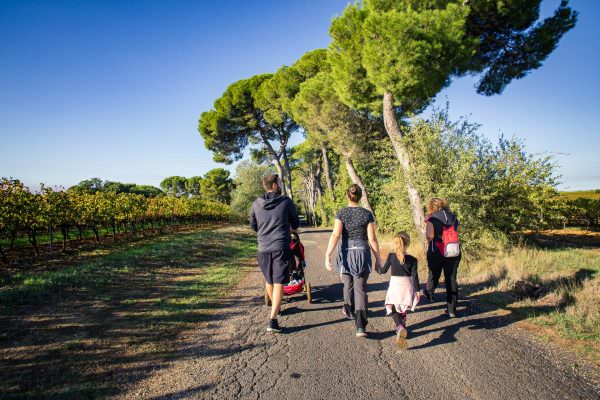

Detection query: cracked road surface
xmin=121 ymin=229 xmax=599 ymax=400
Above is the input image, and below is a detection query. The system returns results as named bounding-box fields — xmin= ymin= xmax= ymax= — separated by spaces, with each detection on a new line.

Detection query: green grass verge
xmin=0 ymin=224 xmax=257 ymax=399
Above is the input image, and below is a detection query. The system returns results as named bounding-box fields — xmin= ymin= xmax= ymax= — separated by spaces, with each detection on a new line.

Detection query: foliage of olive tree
xmin=376 ymin=108 xmax=560 ymax=254
xmin=229 ymin=161 xmax=274 ymax=216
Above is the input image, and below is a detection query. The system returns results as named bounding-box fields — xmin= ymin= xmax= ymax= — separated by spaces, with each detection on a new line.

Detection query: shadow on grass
xmin=0 ymin=226 xmax=258 ymax=400
xmin=517 ymin=230 xmax=600 ymax=250
xmin=402 ymin=268 xmax=598 ymax=350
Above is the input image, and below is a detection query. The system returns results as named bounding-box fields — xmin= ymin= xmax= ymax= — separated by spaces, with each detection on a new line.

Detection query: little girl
xmin=378 ymin=232 xmax=420 ymax=349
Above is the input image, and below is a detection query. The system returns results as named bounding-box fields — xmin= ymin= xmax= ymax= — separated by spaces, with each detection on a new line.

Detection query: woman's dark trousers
xmin=341 ymin=272 xmax=369 ymax=329
xmin=426 ymin=254 xmax=461 ymax=313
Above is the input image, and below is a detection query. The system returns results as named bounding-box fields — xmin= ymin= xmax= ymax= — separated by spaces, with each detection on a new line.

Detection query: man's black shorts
xmin=257 ymin=249 xmax=291 ymax=284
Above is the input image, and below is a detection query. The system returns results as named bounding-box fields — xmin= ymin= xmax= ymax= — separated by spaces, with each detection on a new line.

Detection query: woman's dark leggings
xmin=341 ymin=272 xmax=369 ymax=330
xmin=427 ymin=254 xmax=461 ymax=313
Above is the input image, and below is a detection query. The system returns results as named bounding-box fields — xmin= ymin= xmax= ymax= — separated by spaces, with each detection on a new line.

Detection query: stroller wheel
xmin=264 ymin=290 xmax=271 ymax=306
xmin=306 ymin=282 xmax=312 ymax=304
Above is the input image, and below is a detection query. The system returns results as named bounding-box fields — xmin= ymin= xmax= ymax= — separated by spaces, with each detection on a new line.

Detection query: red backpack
xmin=430 ymin=215 xmax=460 ymax=257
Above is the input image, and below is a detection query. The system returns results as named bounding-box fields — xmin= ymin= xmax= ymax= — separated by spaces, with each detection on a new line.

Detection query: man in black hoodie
xmin=250 ymin=174 xmax=300 ymax=333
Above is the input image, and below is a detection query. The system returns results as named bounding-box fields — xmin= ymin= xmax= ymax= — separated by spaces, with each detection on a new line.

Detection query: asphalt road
xmin=121 ymin=229 xmax=600 ymax=400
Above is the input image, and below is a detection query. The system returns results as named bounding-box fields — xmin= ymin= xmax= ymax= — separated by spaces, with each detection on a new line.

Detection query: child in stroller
xmin=284 ymin=232 xmax=307 ymax=296
xmin=288 ymin=232 xmax=306 ymax=284
xmin=266 ymin=232 xmax=311 ymax=304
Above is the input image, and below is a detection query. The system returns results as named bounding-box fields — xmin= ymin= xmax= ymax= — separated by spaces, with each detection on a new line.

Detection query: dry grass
xmin=565 ymin=278 xmax=600 ymax=334
xmin=459 ymin=244 xmax=600 ymax=363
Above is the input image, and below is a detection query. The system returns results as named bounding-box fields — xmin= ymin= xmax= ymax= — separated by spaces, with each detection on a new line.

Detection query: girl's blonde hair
xmin=426 ymin=197 xmax=449 ymax=215
xmin=393 ymin=232 xmax=411 ymax=264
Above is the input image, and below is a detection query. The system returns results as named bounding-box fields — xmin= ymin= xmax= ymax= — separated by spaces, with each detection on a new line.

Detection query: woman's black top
xmin=380 ymin=253 xmax=419 ymax=291
xmin=335 ymin=206 xmax=374 ymax=241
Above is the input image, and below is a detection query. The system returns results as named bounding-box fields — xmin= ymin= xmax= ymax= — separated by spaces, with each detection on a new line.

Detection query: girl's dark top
xmin=335 ymin=206 xmax=375 ymax=241
xmin=380 ymin=253 xmax=419 ymax=291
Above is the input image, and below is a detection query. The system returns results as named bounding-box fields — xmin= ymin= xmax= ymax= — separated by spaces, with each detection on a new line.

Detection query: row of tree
xmin=67 ymin=168 xmax=235 ymax=204
xmin=158 ymin=169 xmax=233 ymax=203
xmin=0 ymin=178 xmax=231 ymax=259
xmin=68 ymin=177 xmax=164 ymax=198
xmin=559 ymin=198 xmax=600 ymax=229
xmin=198 ymin=0 xmax=578 ymax=249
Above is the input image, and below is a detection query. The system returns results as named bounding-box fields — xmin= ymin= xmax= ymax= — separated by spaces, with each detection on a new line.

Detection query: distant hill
xmin=559 ymin=189 xmax=600 ymax=200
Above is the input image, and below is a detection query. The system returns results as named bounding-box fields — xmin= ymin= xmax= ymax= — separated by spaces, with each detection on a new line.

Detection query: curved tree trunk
xmin=383 ymin=91 xmax=426 ymax=246
xmin=272 ymin=158 xmax=287 ymax=197
xmin=316 ymin=184 xmax=325 ymax=226
xmin=281 ymin=150 xmax=293 ymax=200
xmin=344 ymin=156 xmax=373 ymax=213
xmin=321 ymin=145 xmax=334 ymax=194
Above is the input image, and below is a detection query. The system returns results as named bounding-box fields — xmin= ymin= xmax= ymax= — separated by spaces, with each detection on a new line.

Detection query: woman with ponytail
xmin=325 ymin=184 xmax=382 ymax=338
xmin=379 ymin=232 xmax=421 ymax=349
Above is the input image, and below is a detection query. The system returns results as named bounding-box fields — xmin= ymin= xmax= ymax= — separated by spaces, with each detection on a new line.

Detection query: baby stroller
xmin=265 ymin=232 xmax=312 ymax=305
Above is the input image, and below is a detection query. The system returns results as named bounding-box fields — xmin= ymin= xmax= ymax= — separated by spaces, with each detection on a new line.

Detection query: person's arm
xmin=288 ymin=199 xmax=300 ymax=232
xmin=411 ymin=259 xmax=421 ymax=295
xmin=367 ymin=221 xmax=382 ymax=271
xmin=379 ymin=254 xmax=392 ymax=274
xmin=325 ymin=219 xmax=343 ymax=271
xmin=425 ymin=221 xmax=434 ymax=242
xmin=249 ymin=205 xmax=258 ymax=232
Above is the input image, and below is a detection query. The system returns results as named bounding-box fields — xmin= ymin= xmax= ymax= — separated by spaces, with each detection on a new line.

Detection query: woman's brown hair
xmin=426 ymin=197 xmax=449 ymax=215
xmin=346 ymin=184 xmax=362 ymax=203
xmin=393 ymin=232 xmax=410 ymax=264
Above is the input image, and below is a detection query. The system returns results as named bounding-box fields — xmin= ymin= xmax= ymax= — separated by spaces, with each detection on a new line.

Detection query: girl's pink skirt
xmin=385 ymin=276 xmax=419 ymax=314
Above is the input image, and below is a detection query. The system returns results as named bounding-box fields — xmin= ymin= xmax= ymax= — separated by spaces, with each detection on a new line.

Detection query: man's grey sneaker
xmin=267 ymin=319 xmax=282 ymax=333
xmin=355 ymin=328 xmax=367 ymax=338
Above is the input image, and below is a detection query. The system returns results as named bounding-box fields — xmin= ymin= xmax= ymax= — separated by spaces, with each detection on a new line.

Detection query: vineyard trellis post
xmin=49 ymin=223 xmax=54 ymax=257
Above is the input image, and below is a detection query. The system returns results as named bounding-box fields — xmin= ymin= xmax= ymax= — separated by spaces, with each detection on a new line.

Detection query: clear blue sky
xmin=1 ymin=0 xmax=598 ymax=191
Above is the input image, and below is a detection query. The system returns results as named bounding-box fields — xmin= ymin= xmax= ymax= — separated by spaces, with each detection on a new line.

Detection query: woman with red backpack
xmin=422 ymin=198 xmax=461 ymax=318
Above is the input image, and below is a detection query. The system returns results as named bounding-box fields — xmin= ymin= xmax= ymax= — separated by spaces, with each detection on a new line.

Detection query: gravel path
xmin=119 ymin=229 xmax=600 ymax=400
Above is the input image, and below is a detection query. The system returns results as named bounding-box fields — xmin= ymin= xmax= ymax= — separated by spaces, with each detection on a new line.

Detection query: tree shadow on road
xmin=146 ymin=384 xmax=215 ymax=400
xmin=400 ymin=267 xmax=597 ymax=350
xmin=408 ymin=310 xmax=511 ymax=350
xmin=285 ymin=317 xmax=349 ymax=334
